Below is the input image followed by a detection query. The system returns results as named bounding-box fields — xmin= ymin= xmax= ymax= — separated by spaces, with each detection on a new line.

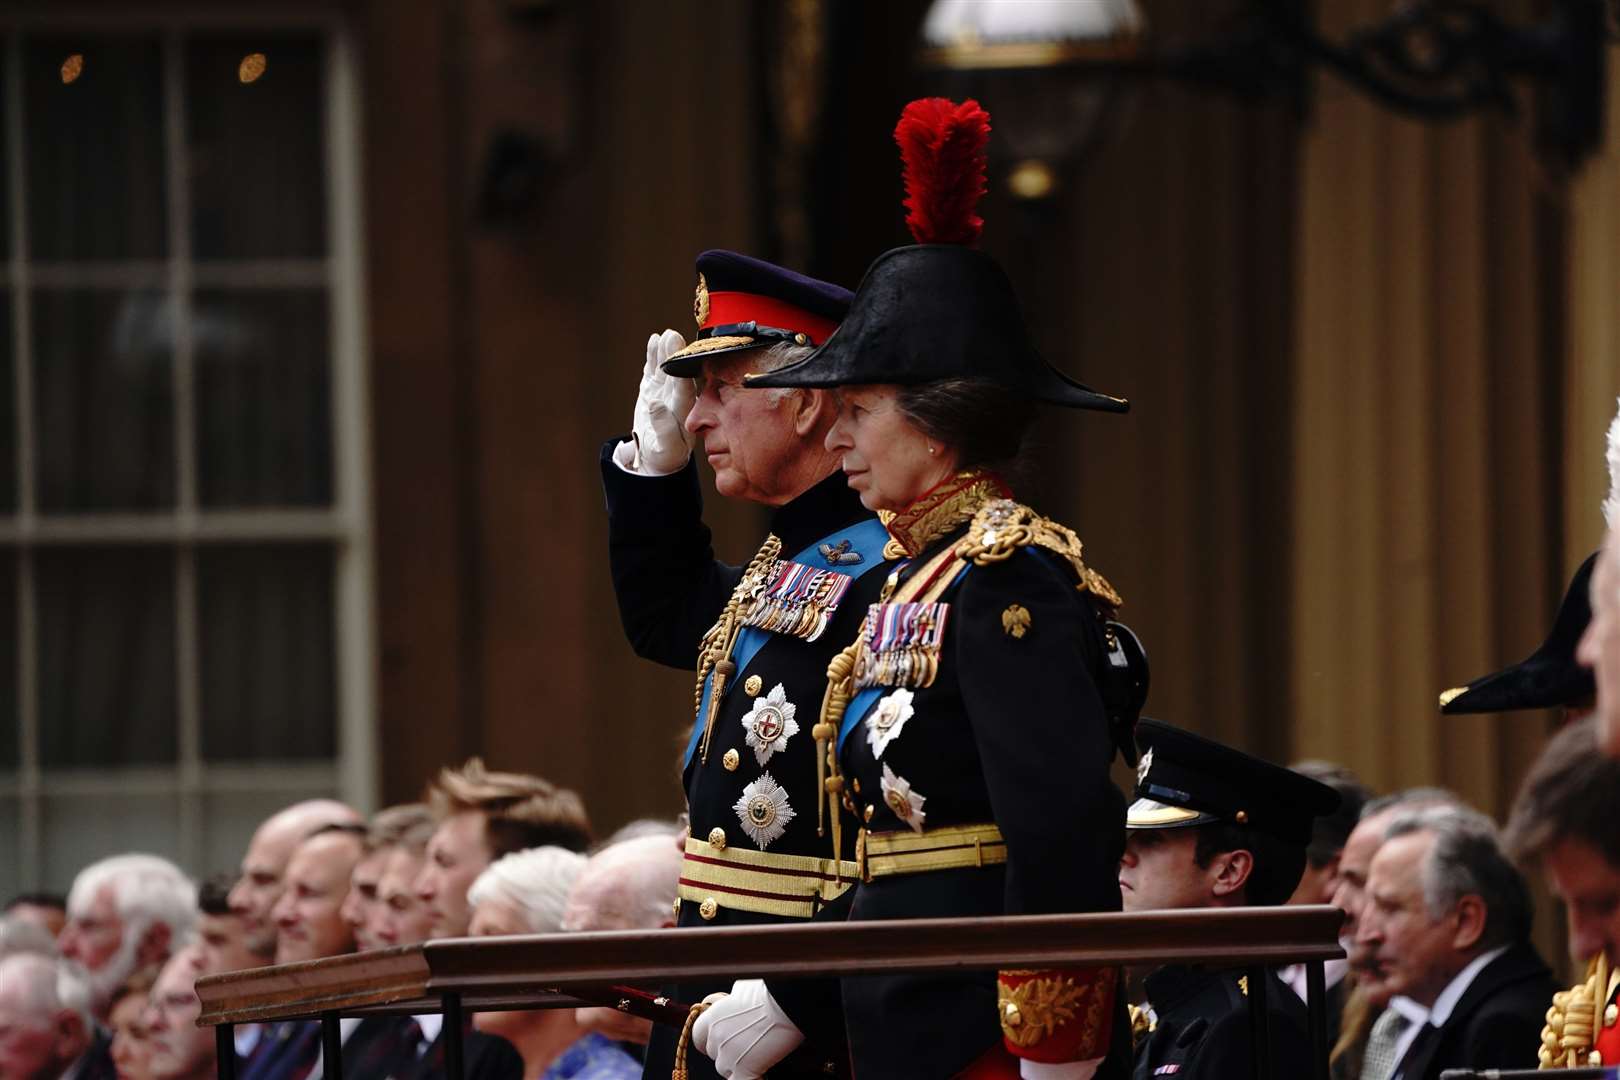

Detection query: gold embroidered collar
xmin=883 ymin=469 xmax=1011 ymax=557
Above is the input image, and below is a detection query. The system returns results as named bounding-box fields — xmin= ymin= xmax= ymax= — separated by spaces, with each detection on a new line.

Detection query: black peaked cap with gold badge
xmin=660 ymin=250 xmax=853 ymax=376
xmin=1438 ymin=552 xmax=1597 ymax=715
xmin=1128 ymin=719 xmax=1341 ymax=846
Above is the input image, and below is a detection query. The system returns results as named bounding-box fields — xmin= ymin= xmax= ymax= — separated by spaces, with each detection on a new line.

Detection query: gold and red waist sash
xmin=857 ymin=822 xmax=1008 ymax=882
xmin=677 ymin=835 xmax=859 ymax=920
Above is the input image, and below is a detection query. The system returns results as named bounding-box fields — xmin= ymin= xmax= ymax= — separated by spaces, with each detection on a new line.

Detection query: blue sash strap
xmin=683 ymin=517 xmax=892 ymax=768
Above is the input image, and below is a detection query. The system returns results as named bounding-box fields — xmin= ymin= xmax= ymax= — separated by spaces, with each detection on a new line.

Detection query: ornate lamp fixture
xmin=921 ymin=0 xmax=1609 ymax=190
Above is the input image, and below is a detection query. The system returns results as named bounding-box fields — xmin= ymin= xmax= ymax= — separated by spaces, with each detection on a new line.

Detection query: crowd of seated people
xmin=0 ymin=732 xmax=1607 ymax=1080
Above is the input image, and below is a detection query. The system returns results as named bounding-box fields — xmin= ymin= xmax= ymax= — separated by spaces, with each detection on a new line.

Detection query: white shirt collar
xmin=1429 ymin=945 xmax=1509 ymax=1026
xmin=414 ymin=1012 xmax=444 ymax=1049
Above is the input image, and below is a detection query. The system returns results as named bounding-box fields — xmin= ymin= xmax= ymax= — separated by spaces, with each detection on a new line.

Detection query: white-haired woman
xmin=466 ymin=847 xmax=640 ymax=1080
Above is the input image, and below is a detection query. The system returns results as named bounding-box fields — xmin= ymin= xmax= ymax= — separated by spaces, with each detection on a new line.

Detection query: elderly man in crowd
xmin=414 ymin=759 xmax=591 ymax=939
xmin=142 ymin=948 xmax=214 ymax=1080
xmin=58 ymin=856 xmax=194 ymax=1020
xmin=339 ymin=804 xmax=434 ymax=953
xmin=227 ymin=800 xmax=362 ymax=961
xmin=1355 ymin=807 xmax=1554 ymax=1080
xmin=1502 ymin=715 xmax=1620 ymax=1066
xmin=464 ymin=847 xmax=621 ymax=1080
xmin=559 ymin=832 xmax=684 ymax=1049
xmin=0 ymin=951 xmax=113 ymax=1080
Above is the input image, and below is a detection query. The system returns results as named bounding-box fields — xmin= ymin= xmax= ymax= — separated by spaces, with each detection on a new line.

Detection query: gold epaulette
xmin=956 ymin=499 xmax=1122 ymax=616
xmin=1541 ymin=951 xmax=1615 ymax=1068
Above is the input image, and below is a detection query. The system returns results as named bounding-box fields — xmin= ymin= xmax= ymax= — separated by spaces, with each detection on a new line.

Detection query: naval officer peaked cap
xmin=1127 ymin=719 xmax=1341 ymax=846
xmin=1438 ymin=552 xmax=1597 ymax=715
xmin=660 ymin=250 xmax=854 ymax=377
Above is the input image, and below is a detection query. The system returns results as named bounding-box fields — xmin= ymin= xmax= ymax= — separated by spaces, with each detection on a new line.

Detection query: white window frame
xmin=0 ymin=8 xmax=375 ymax=889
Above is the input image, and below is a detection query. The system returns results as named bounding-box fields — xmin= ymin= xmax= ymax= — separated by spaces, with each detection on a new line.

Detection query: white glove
xmin=613 ymin=329 xmax=696 ymax=475
xmin=690 ymin=980 xmax=804 ymax=1080
xmin=1020 ymin=1059 xmax=1102 ymax=1080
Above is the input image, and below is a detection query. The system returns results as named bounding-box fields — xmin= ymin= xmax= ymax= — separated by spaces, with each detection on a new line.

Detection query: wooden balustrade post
xmin=443 ymin=992 xmax=465 ymax=1080
xmin=214 ymin=1023 xmax=236 ymax=1080
xmin=1306 ymin=959 xmax=1328 ymax=1080
xmin=321 ymin=1013 xmax=343 ymax=1080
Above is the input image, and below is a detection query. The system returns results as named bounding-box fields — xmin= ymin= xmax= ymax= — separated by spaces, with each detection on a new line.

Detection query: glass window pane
xmin=198 ymin=544 xmax=334 ymax=761
xmin=37 ymin=548 xmax=176 ymax=767
xmin=186 ymin=34 xmax=326 ymax=258
xmin=0 ymin=799 xmax=18 ymax=900
xmin=33 ymin=290 xmax=175 ymax=511
xmin=0 ymin=291 xmax=14 ymax=513
xmin=195 ymin=290 xmax=331 ymax=508
xmin=42 ymin=794 xmax=181 ymax=889
xmin=0 ymin=558 xmax=15 ymax=771
xmin=26 ymin=35 xmax=166 ymax=261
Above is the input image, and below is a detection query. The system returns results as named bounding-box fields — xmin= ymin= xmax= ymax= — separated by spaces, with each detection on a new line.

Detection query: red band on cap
xmin=704 ymin=291 xmax=839 ymax=346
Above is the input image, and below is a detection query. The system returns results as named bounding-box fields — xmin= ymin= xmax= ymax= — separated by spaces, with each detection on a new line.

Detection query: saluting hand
xmin=613 ymin=328 xmax=696 ymax=475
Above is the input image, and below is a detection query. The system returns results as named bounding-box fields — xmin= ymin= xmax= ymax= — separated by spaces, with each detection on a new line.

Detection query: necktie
xmin=1359 ymin=1007 xmax=1412 ymax=1080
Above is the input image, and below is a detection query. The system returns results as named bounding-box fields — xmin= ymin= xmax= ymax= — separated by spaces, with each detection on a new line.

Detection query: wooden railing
xmin=196 ymin=906 xmax=1347 ymax=1080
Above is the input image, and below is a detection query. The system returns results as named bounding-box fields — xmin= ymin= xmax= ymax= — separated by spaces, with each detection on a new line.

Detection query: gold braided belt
xmin=857 ymin=823 xmax=1007 ymax=882
xmin=677 ymin=836 xmax=859 ymax=920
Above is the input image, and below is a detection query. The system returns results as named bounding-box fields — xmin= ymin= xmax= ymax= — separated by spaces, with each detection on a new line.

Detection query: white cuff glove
xmin=690 ymin=980 xmax=804 ymax=1080
xmin=615 ymin=329 xmax=695 ymax=475
xmin=1020 ymin=1059 xmax=1103 ymax=1080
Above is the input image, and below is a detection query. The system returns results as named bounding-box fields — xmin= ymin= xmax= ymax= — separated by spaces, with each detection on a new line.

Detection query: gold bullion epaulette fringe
xmin=955 ymin=499 xmax=1122 ymax=616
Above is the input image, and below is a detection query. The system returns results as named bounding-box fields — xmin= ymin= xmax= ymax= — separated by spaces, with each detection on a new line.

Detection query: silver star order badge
xmin=880 ymin=764 xmax=927 ymax=834
xmin=741 ymin=683 xmax=800 ymax=766
xmin=734 ymin=773 xmax=795 ymax=849
xmin=1136 ymin=747 xmax=1153 ymax=787
xmin=865 ymin=688 xmax=916 ymax=759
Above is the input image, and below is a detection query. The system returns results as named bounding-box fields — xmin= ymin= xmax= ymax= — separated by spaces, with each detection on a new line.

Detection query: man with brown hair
xmin=1502 ymin=715 xmax=1620 ymax=1067
xmin=412 ymin=758 xmax=591 ymax=939
xmin=341 ymin=804 xmax=435 ymax=952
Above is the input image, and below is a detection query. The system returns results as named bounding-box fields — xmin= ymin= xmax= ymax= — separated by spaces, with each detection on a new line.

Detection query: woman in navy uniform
xmin=693 ymin=98 xmax=1147 ymax=1080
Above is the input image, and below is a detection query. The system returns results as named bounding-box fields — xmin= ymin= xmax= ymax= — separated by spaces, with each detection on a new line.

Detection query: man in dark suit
xmin=1356 ymin=806 xmax=1555 ymax=1080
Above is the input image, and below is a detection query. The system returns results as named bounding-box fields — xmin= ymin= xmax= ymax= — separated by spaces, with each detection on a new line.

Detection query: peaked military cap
xmin=661 ymin=250 xmax=853 ymax=376
xmin=1127 ymin=719 xmax=1341 ymax=846
xmin=745 ymin=245 xmax=1128 ymax=411
xmin=1438 ymin=552 xmax=1598 ymax=715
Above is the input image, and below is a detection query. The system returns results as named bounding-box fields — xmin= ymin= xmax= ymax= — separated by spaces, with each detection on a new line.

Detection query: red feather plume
xmin=894 ymin=97 xmax=991 ymax=246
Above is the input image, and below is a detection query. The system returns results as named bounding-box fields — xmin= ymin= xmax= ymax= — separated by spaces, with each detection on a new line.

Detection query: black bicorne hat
xmin=744 ymin=97 xmax=1127 ymax=412
xmin=1127 ymin=719 xmax=1341 ymax=847
xmin=1438 ymin=552 xmax=1597 ymax=715
xmin=744 ymin=245 xmax=1128 ymax=411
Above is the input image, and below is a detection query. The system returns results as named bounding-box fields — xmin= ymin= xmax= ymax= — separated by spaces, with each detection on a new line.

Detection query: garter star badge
xmin=865 ymin=688 xmax=916 ymax=759
xmin=734 ymin=773 xmax=795 ymax=849
xmin=741 ymin=683 xmax=799 ymax=766
xmin=880 ymin=764 xmax=927 ymax=834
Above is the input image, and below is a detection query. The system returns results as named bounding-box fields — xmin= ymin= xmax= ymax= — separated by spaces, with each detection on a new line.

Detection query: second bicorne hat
xmin=1438 ymin=552 xmax=1597 ymax=715
xmin=744 ymin=98 xmax=1127 ymax=412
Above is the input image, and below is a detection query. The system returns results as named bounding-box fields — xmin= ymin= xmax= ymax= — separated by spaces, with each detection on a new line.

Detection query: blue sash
xmin=682 ymin=516 xmax=891 ymax=768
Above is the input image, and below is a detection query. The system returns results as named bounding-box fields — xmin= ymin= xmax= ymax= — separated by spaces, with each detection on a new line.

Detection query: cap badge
xmin=866 ymin=688 xmax=916 ymax=759
xmin=1136 ymin=747 xmax=1154 ymax=788
xmin=733 ymin=773 xmax=795 ymax=849
xmin=693 ymin=272 xmax=710 ymax=328
xmin=819 ymin=538 xmax=864 ymax=566
xmin=881 ymin=763 xmax=928 ymax=834
xmin=741 ymin=683 xmax=800 ymax=766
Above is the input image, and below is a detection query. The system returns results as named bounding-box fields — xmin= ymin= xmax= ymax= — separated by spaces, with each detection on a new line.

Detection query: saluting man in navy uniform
xmin=600 ymin=251 xmax=888 ymax=1080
